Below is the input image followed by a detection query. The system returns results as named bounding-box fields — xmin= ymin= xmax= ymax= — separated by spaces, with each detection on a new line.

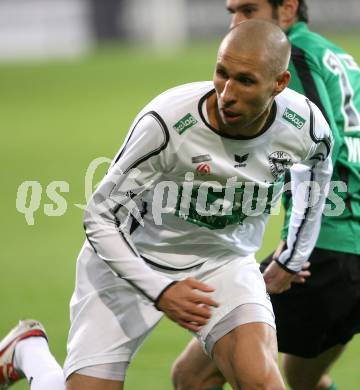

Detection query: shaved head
xmin=210 ymin=19 xmax=291 ymax=138
xmin=219 ymin=19 xmax=291 ymax=76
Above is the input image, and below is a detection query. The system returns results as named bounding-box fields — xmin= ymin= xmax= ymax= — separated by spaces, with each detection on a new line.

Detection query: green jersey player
xmin=171 ymin=2 xmax=360 ymax=390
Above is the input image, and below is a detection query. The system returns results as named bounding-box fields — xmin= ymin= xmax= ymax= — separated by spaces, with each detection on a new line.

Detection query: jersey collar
xmin=198 ymin=89 xmax=277 ymax=140
xmin=286 ymin=21 xmax=309 ymax=38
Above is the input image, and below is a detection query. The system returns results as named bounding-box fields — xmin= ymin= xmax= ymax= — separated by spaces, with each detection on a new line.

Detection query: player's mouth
xmin=222 ymin=109 xmax=242 ymax=123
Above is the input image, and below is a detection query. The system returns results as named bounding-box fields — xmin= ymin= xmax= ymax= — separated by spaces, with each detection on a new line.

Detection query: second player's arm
xmin=280 ymin=50 xmax=342 ymax=240
xmin=264 ymin=101 xmax=333 ymax=293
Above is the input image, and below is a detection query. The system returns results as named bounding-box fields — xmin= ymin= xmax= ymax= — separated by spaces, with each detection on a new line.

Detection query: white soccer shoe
xmin=0 ymin=319 xmax=47 ymax=389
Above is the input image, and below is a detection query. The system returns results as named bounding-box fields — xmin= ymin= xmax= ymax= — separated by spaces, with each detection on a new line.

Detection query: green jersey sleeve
xmin=281 ymin=57 xmax=340 ymax=240
xmin=280 ymin=23 xmax=360 ymax=254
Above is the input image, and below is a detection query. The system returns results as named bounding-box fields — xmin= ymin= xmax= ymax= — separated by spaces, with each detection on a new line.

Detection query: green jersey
xmin=282 ymin=22 xmax=360 ymax=254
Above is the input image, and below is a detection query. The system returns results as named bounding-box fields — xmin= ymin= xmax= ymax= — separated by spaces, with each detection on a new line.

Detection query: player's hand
xmin=156 ymin=278 xmax=219 ymax=332
xmin=292 ymin=261 xmax=311 ymax=284
xmin=263 ymin=261 xmax=296 ymax=294
xmin=272 ymin=240 xmax=311 ymax=284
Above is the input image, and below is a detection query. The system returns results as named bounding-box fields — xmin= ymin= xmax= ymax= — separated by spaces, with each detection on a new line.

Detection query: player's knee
xmin=236 ymin=376 xmax=285 ymax=390
xmin=238 ymin=380 xmax=285 ymax=390
xmin=283 ymin=372 xmax=307 ymax=390
xmin=233 ymin=361 xmax=285 ymax=390
xmin=282 ymin=358 xmax=315 ymax=390
xmin=283 ymin=363 xmax=318 ymax=390
xmin=172 ymin=356 xmax=224 ymax=390
xmin=283 ymin=370 xmax=316 ymax=390
xmin=171 ymin=356 xmax=197 ymax=390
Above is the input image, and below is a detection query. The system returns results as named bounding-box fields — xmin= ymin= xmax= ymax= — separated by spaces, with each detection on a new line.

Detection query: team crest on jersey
xmin=282 ymin=108 xmax=306 ymax=129
xmin=173 ymin=113 xmax=198 ymax=134
xmin=268 ymin=151 xmax=292 ymax=179
xmin=196 ymin=163 xmax=211 ymax=175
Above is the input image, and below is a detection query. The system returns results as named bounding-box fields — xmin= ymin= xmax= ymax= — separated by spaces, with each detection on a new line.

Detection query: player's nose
xmin=221 ymin=79 xmax=237 ymax=106
xmin=229 ymin=13 xmax=246 ymax=29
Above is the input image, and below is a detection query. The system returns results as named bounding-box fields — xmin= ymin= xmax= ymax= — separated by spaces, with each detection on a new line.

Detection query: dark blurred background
xmin=0 ymin=0 xmax=359 ymax=61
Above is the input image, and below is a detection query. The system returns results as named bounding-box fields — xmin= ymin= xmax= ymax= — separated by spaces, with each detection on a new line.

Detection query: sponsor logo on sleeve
xmin=282 ymin=108 xmax=306 ymax=129
xmin=173 ymin=113 xmax=198 ymax=134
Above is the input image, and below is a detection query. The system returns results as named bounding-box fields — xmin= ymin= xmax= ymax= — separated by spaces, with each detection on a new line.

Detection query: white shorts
xmin=64 ymin=242 xmax=275 ymax=381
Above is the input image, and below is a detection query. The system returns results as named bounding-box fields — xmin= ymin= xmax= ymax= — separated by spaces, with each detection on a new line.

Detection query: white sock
xmin=14 ymin=337 xmax=65 ymax=390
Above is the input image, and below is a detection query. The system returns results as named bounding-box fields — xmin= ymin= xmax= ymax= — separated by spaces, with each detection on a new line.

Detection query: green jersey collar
xmin=286 ymin=21 xmax=309 ymax=37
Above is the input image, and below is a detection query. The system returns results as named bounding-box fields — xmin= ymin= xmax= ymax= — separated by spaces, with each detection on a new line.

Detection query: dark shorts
xmin=260 ymin=248 xmax=360 ymax=358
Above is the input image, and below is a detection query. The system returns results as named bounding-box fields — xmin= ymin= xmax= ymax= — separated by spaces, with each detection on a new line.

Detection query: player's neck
xmin=207 ymin=94 xmax=276 ymax=139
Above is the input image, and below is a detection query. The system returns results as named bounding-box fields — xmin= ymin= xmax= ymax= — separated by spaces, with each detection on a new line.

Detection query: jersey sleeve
xmin=290 ymin=46 xmax=341 ymax=161
xmin=276 ymin=100 xmax=333 ymax=273
xmin=83 ymin=111 xmax=175 ymax=303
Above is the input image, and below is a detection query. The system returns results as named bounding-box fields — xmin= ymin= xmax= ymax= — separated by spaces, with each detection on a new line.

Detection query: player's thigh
xmin=283 ymin=344 xmax=346 ymax=389
xmin=66 ymin=373 xmax=123 ymax=390
xmin=213 ymin=322 xmax=284 ymax=390
xmin=64 ymin=251 xmax=164 ymax=381
xmin=172 ymin=338 xmax=225 ymax=389
xmin=194 ymin=255 xmax=275 ymax=355
xmin=65 ymin=284 xmax=162 ymax=376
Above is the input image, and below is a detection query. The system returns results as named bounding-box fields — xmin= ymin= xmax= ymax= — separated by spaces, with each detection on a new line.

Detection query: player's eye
xmin=237 ymin=76 xmax=255 ymax=86
xmin=242 ymin=6 xmax=257 ymax=17
xmin=216 ymin=68 xmax=228 ymax=79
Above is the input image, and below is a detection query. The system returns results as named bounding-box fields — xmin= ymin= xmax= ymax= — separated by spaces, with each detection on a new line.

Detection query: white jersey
xmin=84 ymin=81 xmax=333 ymax=303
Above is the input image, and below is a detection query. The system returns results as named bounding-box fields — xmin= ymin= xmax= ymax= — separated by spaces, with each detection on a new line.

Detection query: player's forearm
xmin=84 ymin=203 xmax=174 ymax=302
xmin=277 ymin=158 xmax=333 ymax=272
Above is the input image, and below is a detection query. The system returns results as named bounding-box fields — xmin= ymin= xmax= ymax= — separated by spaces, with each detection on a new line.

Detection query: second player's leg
xmin=213 ymin=322 xmax=285 ymax=390
xmin=282 ymin=344 xmax=346 ymax=390
xmin=171 ymin=338 xmax=225 ymax=390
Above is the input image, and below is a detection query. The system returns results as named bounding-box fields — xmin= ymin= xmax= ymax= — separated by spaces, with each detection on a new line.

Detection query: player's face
xmin=213 ymin=45 xmax=277 ymax=131
xmin=226 ymin=0 xmax=277 ymax=28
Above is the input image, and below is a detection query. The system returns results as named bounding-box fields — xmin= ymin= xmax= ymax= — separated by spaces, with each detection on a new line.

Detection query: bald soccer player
xmin=63 ymin=20 xmax=333 ymax=390
xmin=0 ymin=21 xmax=332 ymax=390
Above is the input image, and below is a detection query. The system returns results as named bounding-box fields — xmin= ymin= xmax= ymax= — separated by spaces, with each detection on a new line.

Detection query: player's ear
xmin=273 ymin=70 xmax=291 ymax=96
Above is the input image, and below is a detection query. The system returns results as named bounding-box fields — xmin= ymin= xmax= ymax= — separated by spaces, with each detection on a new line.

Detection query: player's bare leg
xmin=66 ymin=373 xmax=123 ymax=390
xmin=213 ymin=322 xmax=285 ymax=390
xmin=282 ymin=344 xmax=345 ymax=390
xmin=172 ymin=338 xmax=225 ymax=390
